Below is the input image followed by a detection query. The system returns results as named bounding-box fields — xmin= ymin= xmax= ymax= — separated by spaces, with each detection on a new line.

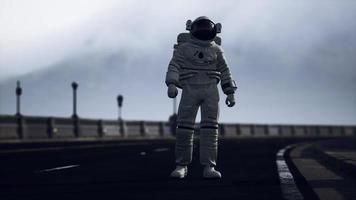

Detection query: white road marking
xmin=35 ymin=165 xmax=80 ymax=173
xmin=153 ymin=148 xmax=170 ymax=152
xmin=140 ymin=151 xmax=147 ymax=156
xmin=276 ymin=145 xmax=304 ymax=200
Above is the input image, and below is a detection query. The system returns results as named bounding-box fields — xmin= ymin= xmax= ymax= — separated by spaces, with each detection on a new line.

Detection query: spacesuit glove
xmin=167 ymin=84 xmax=178 ymax=98
xmin=225 ymin=93 xmax=235 ymax=107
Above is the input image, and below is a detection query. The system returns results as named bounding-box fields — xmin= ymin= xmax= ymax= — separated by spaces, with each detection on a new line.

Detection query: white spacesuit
xmin=165 ymin=16 xmax=237 ymax=178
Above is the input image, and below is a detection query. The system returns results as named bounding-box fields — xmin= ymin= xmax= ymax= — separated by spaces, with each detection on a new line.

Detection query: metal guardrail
xmin=0 ymin=115 xmax=355 ymax=141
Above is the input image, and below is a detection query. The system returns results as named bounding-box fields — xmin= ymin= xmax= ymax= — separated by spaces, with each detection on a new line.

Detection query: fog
xmin=1 ymin=0 xmax=355 ymax=125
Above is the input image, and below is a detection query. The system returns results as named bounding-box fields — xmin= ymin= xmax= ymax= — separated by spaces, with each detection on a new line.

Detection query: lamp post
xmin=71 ymin=82 xmax=78 ymax=119
xmin=173 ymin=97 xmax=177 ymax=115
xmin=15 ymin=80 xmax=24 ymax=138
xmin=117 ymin=95 xmax=123 ymax=120
xmin=169 ymin=97 xmax=178 ymax=136
xmin=117 ymin=95 xmax=126 ymax=137
xmin=71 ymin=82 xmax=80 ymax=137
xmin=15 ymin=81 xmax=22 ymax=116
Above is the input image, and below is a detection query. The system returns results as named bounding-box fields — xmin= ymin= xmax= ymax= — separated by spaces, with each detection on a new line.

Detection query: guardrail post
xmin=235 ymin=124 xmax=240 ymax=135
xmin=290 ymin=126 xmax=295 ymax=136
xmin=47 ymin=117 xmax=55 ymax=138
xmin=300 ymin=126 xmax=306 ymax=136
xmin=250 ymin=125 xmax=255 ymax=136
xmin=16 ymin=115 xmax=25 ymax=139
xmin=98 ymin=120 xmax=105 ymax=137
xmin=340 ymin=126 xmax=345 ymax=136
xmin=292 ymin=126 xmax=296 ymax=136
xmin=315 ymin=126 xmax=321 ymax=136
xmin=277 ymin=126 xmax=282 ymax=136
xmin=140 ymin=121 xmax=147 ymax=137
xmin=316 ymin=126 xmax=322 ymax=137
xmin=169 ymin=114 xmax=177 ymax=136
xmin=73 ymin=117 xmax=80 ymax=137
xmin=159 ymin=122 xmax=165 ymax=137
xmin=312 ymin=126 xmax=317 ymax=137
xmin=326 ymin=126 xmax=332 ymax=136
xmin=263 ymin=125 xmax=268 ymax=136
xmin=219 ymin=124 xmax=226 ymax=136
xmin=119 ymin=120 xmax=127 ymax=137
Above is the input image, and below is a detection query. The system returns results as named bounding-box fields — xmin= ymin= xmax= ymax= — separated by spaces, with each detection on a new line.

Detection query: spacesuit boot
xmin=203 ymin=166 xmax=222 ymax=178
xmin=170 ymin=127 xmax=194 ymax=178
xmin=200 ymin=128 xmax=221 ymax=178
xmin=170 ymin=165 xmax=188 ymax=178
xmin=175 ymin=127 xmax=194 ymax=165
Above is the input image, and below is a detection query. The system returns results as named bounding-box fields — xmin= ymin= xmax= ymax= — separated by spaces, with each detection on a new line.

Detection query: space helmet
xmin=186 ymin=16 xmax=221 ymax=41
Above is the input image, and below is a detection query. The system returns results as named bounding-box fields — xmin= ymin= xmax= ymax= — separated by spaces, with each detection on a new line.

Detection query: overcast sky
xmin=0 ymin=0 xmax=355 ymax=125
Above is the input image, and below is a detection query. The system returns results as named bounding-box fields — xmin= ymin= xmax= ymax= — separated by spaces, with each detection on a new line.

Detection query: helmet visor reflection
xmin=191 ymin=19 xmax=217 ymax=41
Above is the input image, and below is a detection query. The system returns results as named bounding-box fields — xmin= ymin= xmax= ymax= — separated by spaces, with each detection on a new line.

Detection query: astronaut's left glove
xmin=225 ymin=93 xmax=235 ymax=107
xmin=167 ymin=84 xmax=178 ymax=98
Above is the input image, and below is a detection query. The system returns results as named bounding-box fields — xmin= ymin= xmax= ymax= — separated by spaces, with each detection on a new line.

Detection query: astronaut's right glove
xmin=225 ymin=93 xmax=235 ymax=107
xmin=167 ymin=84 xmax=178 ymax=98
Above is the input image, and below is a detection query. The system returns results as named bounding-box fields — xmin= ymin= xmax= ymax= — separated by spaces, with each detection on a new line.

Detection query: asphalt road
xmin=0 ymin=138 xmax=321 ymax=200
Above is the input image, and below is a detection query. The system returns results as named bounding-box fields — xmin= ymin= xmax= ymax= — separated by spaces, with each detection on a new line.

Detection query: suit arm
xmin=216 ymin=49 xmax=237 ymax=95
xmin=165 ymin=45 xmax=184 ymax=87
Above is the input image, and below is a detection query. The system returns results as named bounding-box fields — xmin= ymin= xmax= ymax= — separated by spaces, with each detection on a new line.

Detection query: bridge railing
xmin=0 ymin=115 xmax=355 ymax=141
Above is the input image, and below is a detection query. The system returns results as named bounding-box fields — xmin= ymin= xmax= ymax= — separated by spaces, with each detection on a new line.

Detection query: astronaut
xmin=165 ymin=16 xmax=237 ymax=178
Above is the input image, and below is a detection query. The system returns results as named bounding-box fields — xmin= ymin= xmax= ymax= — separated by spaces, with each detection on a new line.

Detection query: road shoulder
xmin=287 ymin=140 xmax=356 ymax=200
